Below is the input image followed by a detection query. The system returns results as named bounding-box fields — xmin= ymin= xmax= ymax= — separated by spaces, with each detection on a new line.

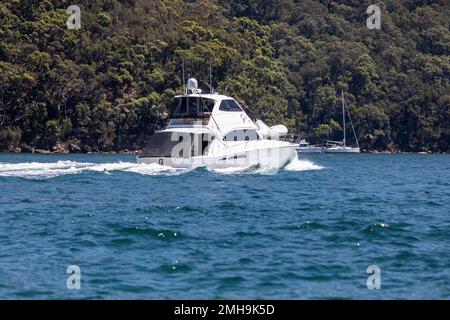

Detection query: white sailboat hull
xmin=324 ymin=146 xmax=360 ymax=153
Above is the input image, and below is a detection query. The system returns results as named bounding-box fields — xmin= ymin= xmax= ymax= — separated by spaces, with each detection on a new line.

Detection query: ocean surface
xmin=0 ymin=153 xmax=449 ymax=299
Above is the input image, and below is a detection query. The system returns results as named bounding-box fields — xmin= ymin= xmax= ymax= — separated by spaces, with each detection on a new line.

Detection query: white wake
xmin=0 ymin=161 xmax=187 ymax=179
xmin=206 ymin=157 xmax=323 ymax=175
xmin=283 ymin=157 xmax=323 ymax=171
xmin=0 ymin=157 xmax=322 ymax=179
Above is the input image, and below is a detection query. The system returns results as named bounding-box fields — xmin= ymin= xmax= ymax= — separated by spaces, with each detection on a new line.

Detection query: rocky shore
xmin=0 ymin=144 xmax=143 ymax=155
xmin=0 ymin=144 xmax=446 ymax=155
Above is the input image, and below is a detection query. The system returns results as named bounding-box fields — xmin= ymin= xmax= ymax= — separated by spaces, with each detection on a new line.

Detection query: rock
xmin=14 ymin=147 xmax=21 ymax=153
xmin=68 ymin=143 xmax=82 ymax=153
xmin=81 ymin=145 xmax=92 ymax=153
xmin=53 ymin=144 xmax=69 ymax=154
xmin=51 ymin=146 xmax=58 ymax=152
xmin=20 ymin=144 xmax=34 ymax=153
xmin=34 ymin=149 xmax=51 ymax=154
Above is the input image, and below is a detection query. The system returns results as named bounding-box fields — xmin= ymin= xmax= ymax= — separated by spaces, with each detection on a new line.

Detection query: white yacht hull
xmin=138 ymin=145 xmax=298 ymax=170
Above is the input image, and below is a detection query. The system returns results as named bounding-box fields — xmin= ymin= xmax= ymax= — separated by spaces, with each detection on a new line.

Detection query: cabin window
xmin=201 ymin=134 xmax=214 ymax=155
xmin=142 ymin=132 xmax=216 ymax=158
xmin=191 ymin=133 xmax=215 ymax=156
xmin=219 ymin=99 xmax=242 ymax=112
xmin=170 ymin=97 xmax=215 ymax=119
xmin=142 ymin=132 xmax=184 ymax=157
xmin=224 ymin=129 xmax=259 ymax=141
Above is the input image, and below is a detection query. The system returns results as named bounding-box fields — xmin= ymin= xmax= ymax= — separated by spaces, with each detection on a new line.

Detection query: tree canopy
xmin=0 ymin=0 xmax=449 ymax=152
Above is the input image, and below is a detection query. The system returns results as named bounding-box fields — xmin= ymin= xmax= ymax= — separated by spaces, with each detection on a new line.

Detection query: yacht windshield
xmin=219 ymin=99 xmax=242 ymax=112
xmin=170 ymin=96 xmax=215 ymax=119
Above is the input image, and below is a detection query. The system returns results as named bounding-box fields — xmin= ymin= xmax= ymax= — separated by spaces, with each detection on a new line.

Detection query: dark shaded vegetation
xmin=1 ymin=0 xmax=449 ymax=152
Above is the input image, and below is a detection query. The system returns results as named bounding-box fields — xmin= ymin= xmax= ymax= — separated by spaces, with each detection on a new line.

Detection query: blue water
xmin=0 ymin=153 xmax=449 ymax=299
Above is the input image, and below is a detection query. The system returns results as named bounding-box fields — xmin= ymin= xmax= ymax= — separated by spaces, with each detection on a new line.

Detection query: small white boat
xmin=297 ymin=139 xmax=324 ymax=153
xmin=324 ymin=91 xmax=360 ymax=154
xmin=137 ymin=78 xmax=298 ymax=169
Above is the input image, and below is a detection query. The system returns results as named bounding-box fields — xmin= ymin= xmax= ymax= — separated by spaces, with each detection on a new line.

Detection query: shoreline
xmin=0 ymin=148 xmax=446 ymax=156
xmin=0 ymin=146 xmax=143 ymax=155
xmin=0 ymin=150 xmax=143 ymax=155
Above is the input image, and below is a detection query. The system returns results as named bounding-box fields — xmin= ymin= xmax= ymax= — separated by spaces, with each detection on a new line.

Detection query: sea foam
xmin=0 ymin=161 xmax=186 ymax=179
xmin=283 ymin=157 xmax=323 ymax=171
xmin=0 ymin=157 xmax=322 ymax=179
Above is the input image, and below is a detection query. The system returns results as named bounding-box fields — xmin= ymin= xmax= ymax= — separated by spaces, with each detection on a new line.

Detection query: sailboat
xmin=324 ymin=91 xmax=360 ymax=153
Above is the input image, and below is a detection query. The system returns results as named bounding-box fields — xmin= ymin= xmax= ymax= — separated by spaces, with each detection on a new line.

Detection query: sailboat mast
xmin=342 ymin=91 xmax=346 ymax=147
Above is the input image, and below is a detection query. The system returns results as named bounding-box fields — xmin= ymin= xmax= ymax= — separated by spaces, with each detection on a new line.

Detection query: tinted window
xmin=224 ymin=129 xmax=259 ymax=141
xmin=143 ymin=132 xmax=215 ymax=157
xmin=170 ymin=97 xmax=215 ymax=119
xmin=219 ymin=99 xmax=242 ymax=112
xmin=142 ymin=132 xmax=184 ymax=157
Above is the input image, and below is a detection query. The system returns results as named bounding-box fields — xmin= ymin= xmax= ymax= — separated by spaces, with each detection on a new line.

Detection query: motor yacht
xmin=137 ymin=78 xmax=299 ymax=169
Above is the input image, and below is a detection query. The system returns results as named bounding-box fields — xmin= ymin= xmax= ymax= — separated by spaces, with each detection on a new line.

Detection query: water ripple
xmin=1 ymin=154 xmax=449 ymax=299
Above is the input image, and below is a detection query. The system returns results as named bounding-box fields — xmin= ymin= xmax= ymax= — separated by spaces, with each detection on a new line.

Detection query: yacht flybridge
xmin=137 ymin=78 xmax=299 ymax=169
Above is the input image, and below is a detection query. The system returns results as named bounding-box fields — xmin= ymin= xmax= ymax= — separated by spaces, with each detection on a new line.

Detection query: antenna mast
xmin=182 ymin=58 xmax=186 ymax=94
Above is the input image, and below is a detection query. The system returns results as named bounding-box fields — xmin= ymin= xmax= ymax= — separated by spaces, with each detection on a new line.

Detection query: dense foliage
xmin=1 ymin=0 xmax=449 ymax=152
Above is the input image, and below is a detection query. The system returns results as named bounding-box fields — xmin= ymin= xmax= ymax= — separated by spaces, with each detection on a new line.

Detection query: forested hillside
xmin=1 ymin=0 xmax=449 ymax=152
